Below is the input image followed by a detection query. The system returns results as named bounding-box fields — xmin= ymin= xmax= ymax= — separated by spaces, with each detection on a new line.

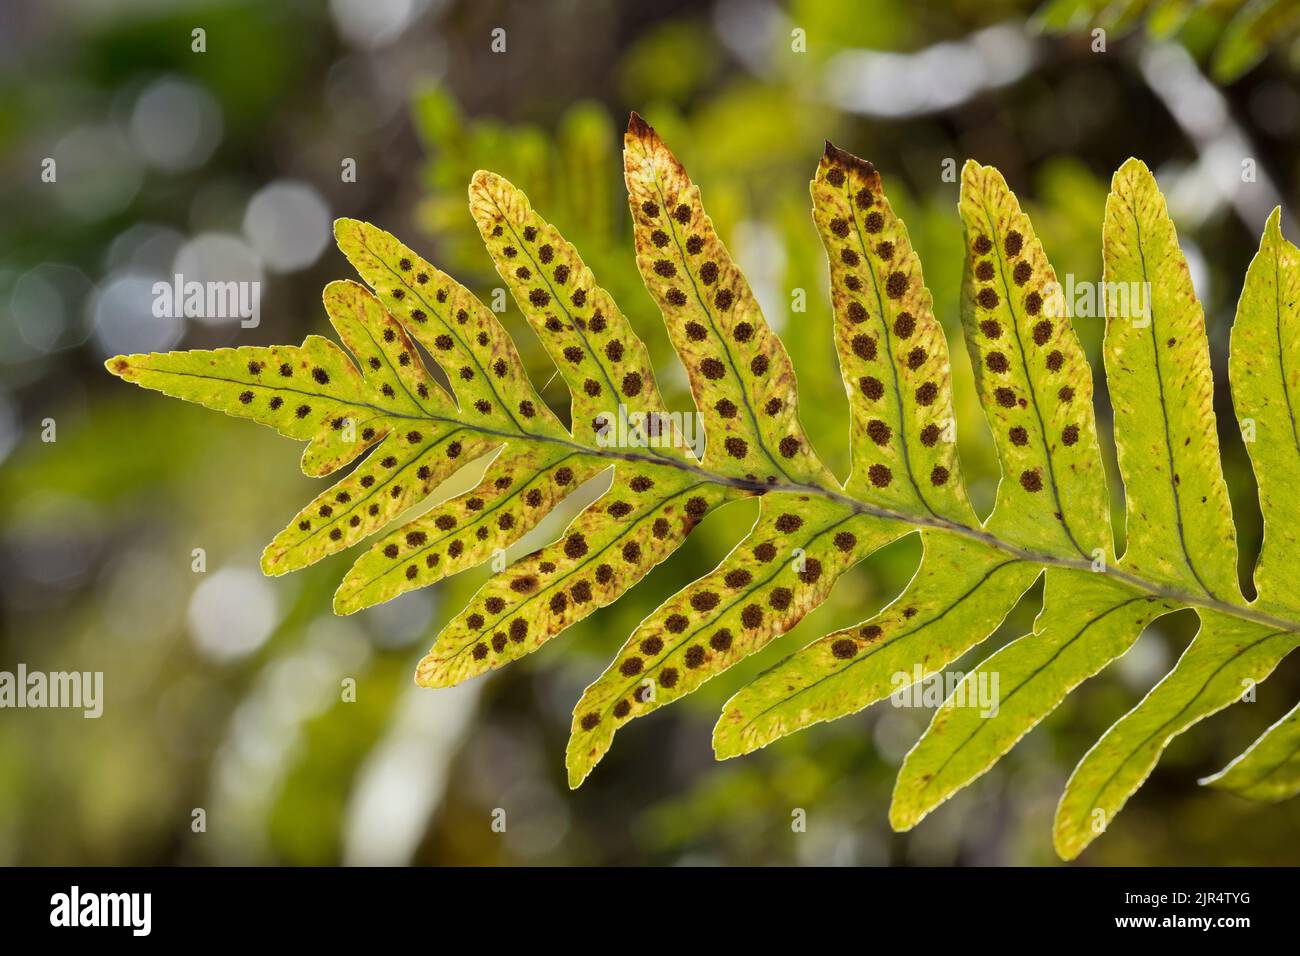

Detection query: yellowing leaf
xmin=890 ymin=571 xmax=1169 ymax=830
xmin=960 ymin=161 xmax=1111 ymax=559
xmin=568 ymin=493 xmax=900 ymax=787
xmin=107 ymin=120 xmax=1300 ymax=861
xmin=624 ymin=113 xmax=833 ymax=485
xmin=418 ymin=471 xmax=739 ymax=689
xmin=469 ymin=170 xmax=683 ymax=454
xmin=812 ymin=145 xmax=973 ymax=521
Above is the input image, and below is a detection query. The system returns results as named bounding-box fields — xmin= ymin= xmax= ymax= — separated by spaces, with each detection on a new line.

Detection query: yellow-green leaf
xmin=334 ymin=446 xmax=600 ymax=612
xmin=623 ymin=113 xmax=833 ymax=485
xmin=1054 ymin=611 xmax=1300 ymax=859
xmin=1228 ymin=207 xmax=1300 ymax=610
xmin=1202 ymin=700 xmax=1300 ymax=801
xmin=417 ymin=469 xmax=741 ymax=688
xmin=960 ymin=160 xmax=1110 ymax=559
xmin=891 ymin=570 xmax=1169 ymax=830
xmin=812 ymin=145 xmax=973 ymax=522
xmin=567 ymin=493 xmax=899 ymax=787
xmin=714 ymin=530 xmax=1038 ymax=759
xmin=1102 ymin=158 xmax=1240 ymax=600
xmin=469 ymin=170 xmax=684 ymax=456
xmin=334 ymin=217 xmax=567 ymax=438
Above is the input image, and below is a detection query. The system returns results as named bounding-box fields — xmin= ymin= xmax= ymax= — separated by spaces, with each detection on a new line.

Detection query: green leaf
xmin=1228 ymin=207 xmax=1300 ymax=610
xmin=1035 ymin=0 xmax=1103 ymax=33
xmin=891 ymin=570 xmax=1170 ymax=830
xmin=959 ymin=160 xmax=1111 ymax=559
xmin=714 ymin=530 xmax=1038 ymax=759
xmin=1146 ymin=0 xmax=1195 ymax=39
xmin=1054 ymin=611 xmax=1300 ymax=859
xmin=1102 ymin=158 xmax=1241 ymax=600
xmin=1202 ymin=700 xmax=1300 ymax=801
xmin=107 ymin=116 xmax=1300 ymax=860
xmin=1036 ymin=0 xmax=1300 ymax=84
xmin=1213 ymin=0 xmax=1300 ymax=82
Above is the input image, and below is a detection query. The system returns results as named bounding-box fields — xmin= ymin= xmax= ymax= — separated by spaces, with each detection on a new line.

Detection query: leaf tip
xmin=1051 ymin=806 xmax=1092 ymax=861
xmin=258 ymin=546 xmax=281 ymax=577
xmin=1112 ymin=156 xmax=1154 ymax=193
xmin=333 ymin=216 xmax=362 ymax=240
xmin=1263 ymin=204 xmax=1284 ymax=239
xmin=887 ymin=801 xmax=917 ymax=833
xmin=820 ymin=141 xmax=875 ymax=180
xmin=710 ymin=721 xmax=742 ymax=761
xmin=414 ymin=653 xmax=444 ymax=688
xmin=564 ymin=745 xmax=594 ymax=790
xmin=627 ymin=110 xmax=654 ymax=139
xmin=330 ymin=580 xmax=358 ymax=616
xmin=469 ymin=168 xmax=502 ymax=197
xmin=104 ymin=355 xmax=134 ymax=380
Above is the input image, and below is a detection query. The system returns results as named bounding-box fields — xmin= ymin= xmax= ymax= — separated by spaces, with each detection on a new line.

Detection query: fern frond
xmin=107 ymin=114 xmax=1300 ymax=860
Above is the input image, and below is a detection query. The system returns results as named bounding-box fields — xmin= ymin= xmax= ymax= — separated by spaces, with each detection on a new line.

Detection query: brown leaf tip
xmin=628 ymin=111 xmax=655 ymax=140
xmin=822 ymin=141 xmax=876 ymax=181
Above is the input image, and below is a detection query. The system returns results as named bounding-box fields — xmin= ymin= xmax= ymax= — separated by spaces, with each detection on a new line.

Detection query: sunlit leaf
xmin=109 ymin=118 xmax=1300 ymax=860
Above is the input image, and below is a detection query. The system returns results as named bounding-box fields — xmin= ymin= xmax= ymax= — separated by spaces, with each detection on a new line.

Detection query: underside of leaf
xmin=106 ymin=116 xmax=1300 ymax=861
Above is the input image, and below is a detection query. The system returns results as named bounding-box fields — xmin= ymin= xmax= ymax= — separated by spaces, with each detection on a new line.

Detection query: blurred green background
xmin=2 ymin=0 xmax=1300 ymax=865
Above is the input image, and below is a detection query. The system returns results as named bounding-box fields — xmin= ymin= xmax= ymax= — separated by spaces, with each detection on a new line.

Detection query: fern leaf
xmin=890 ymin=571 xmax=1169 ymax=829
xmin=333 ymin=446 xmax=601 ymax=613
xmin=1054 ymin=613 xmax=1300 ymax=859
xmin=1103 ymin=159 xmax=1241 ymax=599
xmin=623 ymin=113 xmax=833 ymax=485
xmin=468 ymin=169 xmax=680 ymax=451
xmin=1214 ymin=0 xmax=1300 ymax=82
xmin=810 ymin=145 xmax=972 ymax=520
xmin=714 ymin=530 xmax=1038 ymax=759
xmin=1228 ymin=207 xmax=1300 ymax=609
xmin=715 ymin=158 xmax=1108 ymax=759
xmin=334 ymin=218 xmax=569 ymax=439
xmin=418 ymin=472 xmax=740 ymax=688
xmin=1037 ymin=0 xmax=1299 ymax=82
xmin=1145 ymin=0 xmax=1195 ymax=39
xmin=106 ymin=116 xmax=1300 ymax=860
xmin=1035 ymin=0 xmax=1101 ymax=33
xmin=563 ymin=125 xmax=913 ymax=786
xmin=1049 ymin=161 xmax=1293 ymax=858
xmin=958 ymin=160 xmax=1111 ymax=558
xmin=567 ymin=496 xmax=899 ymax=786
xmin=1202 ymin=700 xmax=1300 ymax=800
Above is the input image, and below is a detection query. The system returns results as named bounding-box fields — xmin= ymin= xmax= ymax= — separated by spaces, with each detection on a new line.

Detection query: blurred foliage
xmin=0 ymin=0 xmax=1298 ymax=866
xmin=1038 ymin=0 xmax=1300 ymax=83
